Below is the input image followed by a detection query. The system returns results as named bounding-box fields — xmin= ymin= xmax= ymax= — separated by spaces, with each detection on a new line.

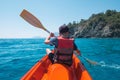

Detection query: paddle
xmin=20 ymin=9 xmax=98 ymax=65
xmin=75 ymin=52 xmax=99 ymax=65
xmin=81 ymin=56 xmax=99 ymax=65
xmin=20 ymin=9 xmax=50 ymax=33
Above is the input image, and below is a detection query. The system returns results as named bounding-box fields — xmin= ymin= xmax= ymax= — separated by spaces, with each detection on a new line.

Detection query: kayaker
xmin=44 ymin=25 xmax=81 ymax=66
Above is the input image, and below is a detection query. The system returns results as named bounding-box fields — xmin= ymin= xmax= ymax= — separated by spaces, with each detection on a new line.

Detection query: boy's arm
xmin=74 ymin=49 xmax=81 ymax=56
xmin=44 ymin=33 xmax=54 ymax=44
xmin=74 ymin=42 xmax=81 ymax=56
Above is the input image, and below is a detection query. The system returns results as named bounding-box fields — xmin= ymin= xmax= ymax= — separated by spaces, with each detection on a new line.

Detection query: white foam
xmin=99 ymin=61 xmax=120 ymax=70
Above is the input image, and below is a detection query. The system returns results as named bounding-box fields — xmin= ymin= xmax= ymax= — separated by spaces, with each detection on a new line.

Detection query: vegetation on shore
xmin=66 ymin=10 xmax=120 ymax=38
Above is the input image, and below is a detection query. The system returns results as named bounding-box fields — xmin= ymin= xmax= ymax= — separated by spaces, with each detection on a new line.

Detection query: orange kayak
xmin=21 ymin=54 xmax=92 ymax=80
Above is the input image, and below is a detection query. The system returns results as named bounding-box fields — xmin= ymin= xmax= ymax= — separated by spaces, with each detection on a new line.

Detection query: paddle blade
xmin=20 ymin=9 xmax=50 ymax=33
xmin=82 ymin=56 xmax=99 ymax=65
xmin=85 ymin=58 xmax=98 ymax=65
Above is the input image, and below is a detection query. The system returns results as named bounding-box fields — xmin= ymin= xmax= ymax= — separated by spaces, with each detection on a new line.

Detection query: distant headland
xmin=66 ymin=10 xmax=120 ymax=38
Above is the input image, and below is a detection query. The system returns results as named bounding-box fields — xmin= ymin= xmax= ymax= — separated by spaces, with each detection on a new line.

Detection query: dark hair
xmin=59 ymin=25 xmax=69 ymax=33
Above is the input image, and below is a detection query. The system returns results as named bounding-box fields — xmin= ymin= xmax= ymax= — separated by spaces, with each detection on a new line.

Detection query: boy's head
xmin=59 ymin=25 xmax=69 ymax=34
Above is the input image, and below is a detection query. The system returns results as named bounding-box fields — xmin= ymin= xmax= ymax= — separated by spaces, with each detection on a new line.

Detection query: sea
xmin=0 ymin=38 xmax=120 ymax=80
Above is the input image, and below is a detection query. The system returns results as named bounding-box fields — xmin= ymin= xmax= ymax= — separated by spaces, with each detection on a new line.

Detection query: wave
xmin=98 ymin=61 xmax=120 ymax=70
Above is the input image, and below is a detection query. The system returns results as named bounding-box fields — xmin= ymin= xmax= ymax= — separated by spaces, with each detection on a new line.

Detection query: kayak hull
xmin=21 ymin=54 xmax=92 ymax=80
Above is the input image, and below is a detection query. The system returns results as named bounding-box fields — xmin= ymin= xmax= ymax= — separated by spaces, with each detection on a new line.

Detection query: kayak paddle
xmin=81 ymin=56 xmax=99 ymax=65
xmin=20 ymin=9 xmax=50 ymax=33
xmin=75 ymin=52 xmax=98 ymax=65
xmin=20 ymin=9 xmax=98 ymax=65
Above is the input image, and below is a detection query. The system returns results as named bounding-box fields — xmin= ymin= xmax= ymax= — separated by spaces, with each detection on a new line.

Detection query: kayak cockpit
xmin=21 ymin=54 xmax=92 ymax=80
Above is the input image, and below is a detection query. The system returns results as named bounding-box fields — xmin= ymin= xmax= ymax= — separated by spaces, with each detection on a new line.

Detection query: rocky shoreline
xmin=67 ymin=10 xmax=120 ymax=38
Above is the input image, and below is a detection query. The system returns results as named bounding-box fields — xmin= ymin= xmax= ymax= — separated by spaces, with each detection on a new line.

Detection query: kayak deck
xmin=21 ymin=54 xmax=92 ymax=80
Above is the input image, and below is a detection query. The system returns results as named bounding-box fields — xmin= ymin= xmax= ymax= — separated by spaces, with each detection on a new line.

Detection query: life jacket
xmin=54 ymin=36 xmax=74 ymax=66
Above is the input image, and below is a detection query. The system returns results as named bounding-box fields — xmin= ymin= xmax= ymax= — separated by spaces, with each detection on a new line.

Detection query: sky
xmin=0 ymin=0 xmax=120 ymax=38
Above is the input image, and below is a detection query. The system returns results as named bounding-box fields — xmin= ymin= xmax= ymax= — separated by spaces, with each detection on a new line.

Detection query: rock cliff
xmin=67 ymin=10 xmax=120 ymax=38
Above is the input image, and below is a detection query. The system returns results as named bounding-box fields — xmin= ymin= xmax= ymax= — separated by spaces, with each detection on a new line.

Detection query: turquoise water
xmin=0 ymin=38 xmax=120 ymax=80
